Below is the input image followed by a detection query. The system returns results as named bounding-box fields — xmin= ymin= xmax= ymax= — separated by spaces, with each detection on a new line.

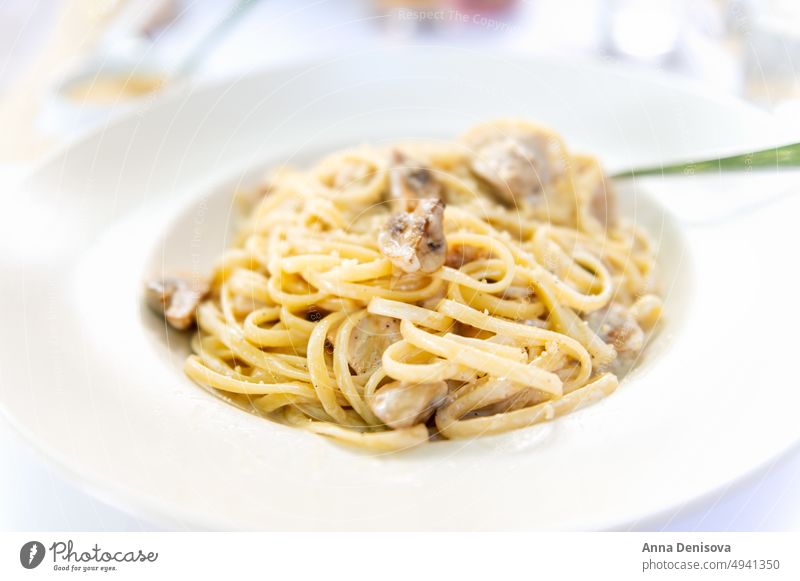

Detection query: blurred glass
xmin=732 ymin=0 xmax=800 ymax=107
xmin=604 ymin=0 xmax=684 ymax=62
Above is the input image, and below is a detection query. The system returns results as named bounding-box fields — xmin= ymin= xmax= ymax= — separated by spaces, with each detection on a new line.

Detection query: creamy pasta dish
xmin=146 ymin=119 xmax=662 ymax=451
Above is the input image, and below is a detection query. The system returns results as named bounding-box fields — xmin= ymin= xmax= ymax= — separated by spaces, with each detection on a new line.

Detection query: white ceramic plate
xmin=2 ymin=47 xmax=799 ymax=530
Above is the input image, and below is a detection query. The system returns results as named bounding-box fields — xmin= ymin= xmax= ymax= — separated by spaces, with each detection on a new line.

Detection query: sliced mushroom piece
xmin=347 ymin=314 xmax=402 ymax=375
xmin=371 ymin=380 xmax=448 ymax=429
xmin=444 ymin=243 xmax=484 ymax=269
xmin=472 ymin=379 xmax=549 ymax=416
xmin=440 ymin=376 xmax=549 ymax=421
xmin=572 ymin=155 xmax=617 ymax=231
xmin=389 ymin=150 xmax=444 ymax=212
xmin=585 ymin=303 xmax=644 ymax=354
xmin=585 ymin=303 xmax=645 ymax=377
xmin=145 ymin=275 xmax=210 ymax=330
xmin=463 ymin=121 xmax=567 ymax=203
xmin=587 ymin=173 xmax=616 ymax=229
xmin=473 ymin=138 xmax=545 ymax=204
xmin=378 ymin=197 xmax=447 ymax=273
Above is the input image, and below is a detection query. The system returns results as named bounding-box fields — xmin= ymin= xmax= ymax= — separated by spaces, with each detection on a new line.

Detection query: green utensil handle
xmin=612 ymin=142 xmax=800 ymax=178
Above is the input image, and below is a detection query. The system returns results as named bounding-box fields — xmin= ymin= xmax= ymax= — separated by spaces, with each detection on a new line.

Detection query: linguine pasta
xmin=175 ymin=120 xmax=662 ymax=451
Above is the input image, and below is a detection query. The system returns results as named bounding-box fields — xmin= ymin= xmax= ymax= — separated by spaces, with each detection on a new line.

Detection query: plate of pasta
xmin=2 ymin=47 xmax=798 ymax=530
xmin=165 ymin=118 xmax=663 ymax=451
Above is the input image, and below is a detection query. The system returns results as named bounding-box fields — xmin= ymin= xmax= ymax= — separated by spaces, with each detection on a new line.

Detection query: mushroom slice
xmin=347 ymin=314 xmax=402 ymax=375
xmin=469 ymin=378 xmax=549 ymax=416
xmin=572 ymin=154 xmax=617 ymax=231
xmin=389 ymin=150 xmax=443 ymax=212
xmin=145 ymin=275 xmax=210 ymax=330
xmin=378 ymin=197 xmax=446 ymax=273
xmin=461 ymin=120 xmax=575 ymax=224
xmin=444 ymin=244 xmax=484 ymax=269
xmin=371 ymin=380 xmax=448 ymax=429
xmin=585 ymin=303 xmax=644 ymax=354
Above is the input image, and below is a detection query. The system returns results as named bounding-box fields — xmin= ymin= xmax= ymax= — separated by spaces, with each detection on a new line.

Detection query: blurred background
xmin=1 ymin=0 xmax=799 ymax=531
xmin=2 ymin=0 xmax=800 ymax=176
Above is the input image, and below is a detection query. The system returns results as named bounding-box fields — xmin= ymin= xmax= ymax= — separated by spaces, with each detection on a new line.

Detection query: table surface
xmin=2 ymin=0 xmax=800 ymax=532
